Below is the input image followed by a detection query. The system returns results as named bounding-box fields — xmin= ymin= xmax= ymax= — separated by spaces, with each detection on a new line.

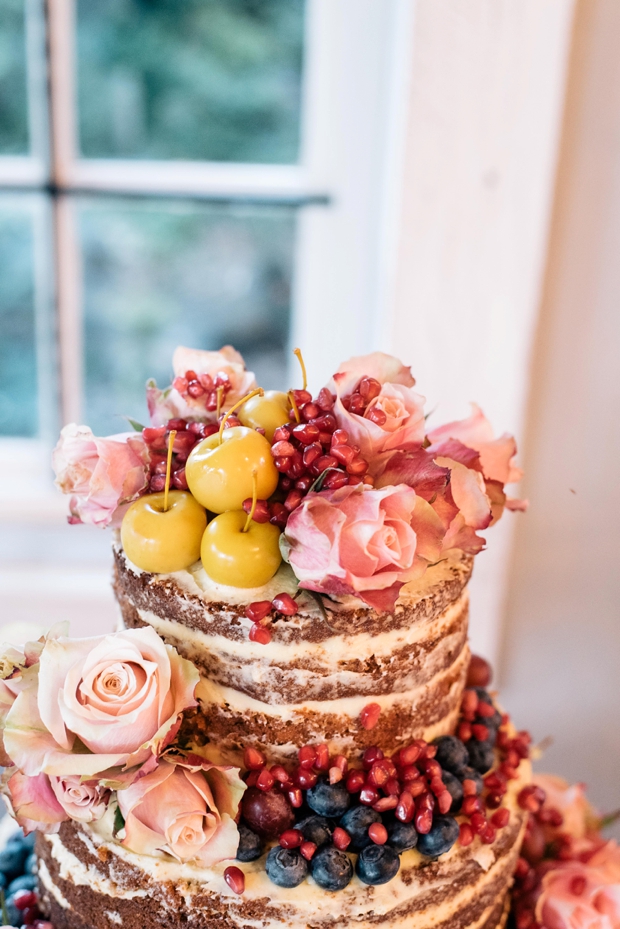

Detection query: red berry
xmin=245 ymin=601 xmax=272 ymax=623
xmin=243 ymin=747 xmax=266 ymax=770
xmin=459 ymin=823 xmax=474 ymax=846
xmin=272 ymin=592 xmax=298 ymax=615
xmin=467 ymin=654 xmax=493 ymax=687
xmin=279 ymin=829 xmax=303 ymax=849
xmin=224 ymin=866 xmax=245 ymax=895
xmin=333 ymin=827 xmax=351 ymax=850
xmin=360 ymin=703 xmax=381 ymax=730
xmin=249 ymin=624 xmax=272 ymax=645
xmin=21 ymin=906 xmax=39 ymax=924
xmin=241 ymin=787 xmax=295 ymax=839
xmin=300 ymin=840 xmax=317 ymax=860
xmin=14 ymin=890 xmax=38 ymax=910
xmin=368 ymin=822 xmax=388 ymax=845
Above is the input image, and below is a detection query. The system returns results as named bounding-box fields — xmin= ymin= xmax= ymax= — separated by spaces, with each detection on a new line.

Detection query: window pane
xmin=79 ymin=198 xmax=295 ymax=435
xmin=77 ymin=0 xmax=305 ymax=164
xmin=0 ymin=0 xmax=29 ymax=154
xmin=0 ymin=197 xmax=38 ymax=436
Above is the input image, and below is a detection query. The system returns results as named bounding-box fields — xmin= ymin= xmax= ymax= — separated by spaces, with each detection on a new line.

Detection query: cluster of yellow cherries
xmin=121 ymin=385 xmax=296 ymax=588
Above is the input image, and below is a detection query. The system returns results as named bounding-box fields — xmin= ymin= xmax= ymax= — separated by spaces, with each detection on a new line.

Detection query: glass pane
xmin=79 ymin=198 xmax=296 ymax=435
xmin=0 ymin=0 xmax=29 ymax=154
xmin=0 ymin=196 xmax=37 ymax=436
xmin=77 ymin=0 xmax=305 ymax=163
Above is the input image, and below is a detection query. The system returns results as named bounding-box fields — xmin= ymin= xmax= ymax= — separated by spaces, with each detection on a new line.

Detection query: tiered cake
xmin=0 ymin=347 xmax=537 ymax=929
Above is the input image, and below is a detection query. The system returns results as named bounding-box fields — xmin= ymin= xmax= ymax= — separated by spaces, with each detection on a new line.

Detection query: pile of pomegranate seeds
xmin=172 ymin=368 xmax=232 ymax=411
xmin=244 ymin=593 xmax=299 ymax=646
xmin=340 ymin=376 xmax=386 ymax=423
xmin=143 ymin=418 xmax=217 ymax=492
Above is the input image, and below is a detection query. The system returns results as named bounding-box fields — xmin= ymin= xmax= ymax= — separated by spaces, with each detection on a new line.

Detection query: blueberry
xmin=457 ymin=766 xmax=484 ymax=794
xmin=0 ymin=840 xmax=29 ymax=880
xmin=25 ymin=853 xmax=37 ymax=875
xmin=476 ymin=709 xmax=502 ymax=746
xmin=310 ymin=845 xmax=353 ymax=891
xmin=339 ymin=806 xmax=381 ymax=851
xmin=4 ymin=898 xmax=20 ymax=929
xmin=386 ymin=820 xmax=418 ymax=853
xmin=7 ymin=874 xmax=37 ymax=896
xmin=441 ymin=770 xmax=464 ymax=812
xmin=432 ymin=735 xmax=469 ymax=774
xmin=473 ymin=686 xmax=493 ymax=705
xmin=466 ymin=740 xmax=495 ymax=774
xmin=0 ymin=871 xmax=6 ymax=891
xmin=356 ymin=844 xmax=400 ymax=885
xmin=417 ymin=815 xmax=459 ymax=858
xmin=306 ymin=777 xmax=351 ymax=818
xmin=236 ymin=824 xmax=263 ymax=862
xmin=265 ymin=847 xmax=308 ymax=888
xmin=296 ymin=815 xmax=333 ymax=847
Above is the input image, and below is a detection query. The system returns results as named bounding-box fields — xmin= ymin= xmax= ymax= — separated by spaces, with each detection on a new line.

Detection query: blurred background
xmin=0 ymin=0 xmax=618 ymax=831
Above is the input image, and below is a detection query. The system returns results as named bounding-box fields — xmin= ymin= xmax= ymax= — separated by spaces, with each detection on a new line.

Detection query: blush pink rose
xmin=52 ymin=425 xmax=149 ymax=528
xmin=427 ymin=403 xmax=523 ymax=485
xmin=536 ymin=846 xmax=620 ymax=929
xmin=534 ymin=774 xmax=595 ymax=840
xmin=50 ymin=775 xmax=110 ymax=823
xmin=328 ymin=352 xmax=426 ymax=462
xmin=6 ymin=771 xmax=68 ymax=835
xmin=284 ymin=483 xmax=444 ymax=610
xmin=147 ymin=345 xmax=256 ymax=426
xmin=3 ymin=627 xmax=199 ymax=779
xmin=118 ymin=755 xmax=245 ymax=866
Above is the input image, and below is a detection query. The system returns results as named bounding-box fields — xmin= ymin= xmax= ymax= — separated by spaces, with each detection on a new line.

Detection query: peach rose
xmin=534 ymin=774 xmax=594 ymax=840
xmin=50 ymin=775 xmax=110 ymax=823
xmin=328 ymin=352 xmax=426 ymax=461
xmin=3 ymin=627 xmax=199 ymax=779
xmin=284 ymin=483 xmax=444 ymax=610
xmin=52 ymin=424 xmax=149 ymax=528
xmin=147 ymin=345 xmax=256 ymax=426
xmin=118 ymin=755 xmax=245 ymax=866
xmin=536 ymin=847 xmax=620 ymax=929
xmin=6 ymin=771 xmax=67 ymax=834
xmin=427 ymin=403 xmax=523 ymax=485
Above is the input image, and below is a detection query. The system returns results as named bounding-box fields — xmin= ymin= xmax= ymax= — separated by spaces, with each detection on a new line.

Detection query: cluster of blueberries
xmin=237 ymin=688 xmax=502 ymax=892
xmin=0 ymin=829 xmax=42 ymax=928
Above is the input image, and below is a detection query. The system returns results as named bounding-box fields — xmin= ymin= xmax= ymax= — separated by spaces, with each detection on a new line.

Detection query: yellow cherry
xmin=121 ymin=490 xmax=207 ymax=574
xmin=238 ymin=390 xmax=291 ymax=441
xmin=200 ymin=510 xmax=282 ymax=587
xmin=185 ymin=426 xmax=278 ymax=513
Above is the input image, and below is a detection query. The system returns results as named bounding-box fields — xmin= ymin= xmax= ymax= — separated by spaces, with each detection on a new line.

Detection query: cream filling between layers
xmin=39 ymin=769 xmax=528 ymax=929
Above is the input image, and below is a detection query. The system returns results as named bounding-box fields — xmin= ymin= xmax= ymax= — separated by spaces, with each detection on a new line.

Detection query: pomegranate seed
xmin=292 ymin=423 xmax=321 ymax=445
xmin=272 ymin=592 xmax=298 ymax=615
xmin=486 ymin=793 xmax=503 ymax=809
xmin=279 ymin=829 xmax=303 ymax=849
xmin=301 ymin=402 xmax=320 ymax=421
xmin=491 ymin=808 xmax=510 ymax=828
xmin=284 ymin=489 xmax=303 ymax=512
xmin=358 ymin=376 xmax=381 ymax=402
xmin=360 ymin=703 xmax=381 ymax=730
xmin=462 ymin=795 xmax=484 ymax=816
xmin=415 ymin=809 xmax=433 ymax=834
xmin=245 ymin=601 xmax=272 ymax=623
xmin=331 ymin=429 xmax=349 ymax=446
xmin=243 ymin=747 xmax=266 ymax=770
xmin=295 ymin=476 xmax=312 ymax=492
xmin=462 ymin=779 xmax=478 ymax=797
xmin=172 ymin=377 xmax=188 ymax=393
xmin=172 ymin=468 xmax=188 ymax=490
xmin=385 ymin=777 xmax=400 ymax=796
xmin=300 ymin=840 xmax=317 ymax=860
xmin=298 ymin=745 xmax=317 ymax=769
xmin=477 ymin=701 xmax=496 ymax=718
xmin=302 ymin=442 xmax=322 ymax=467
xmin=360 ymin=785 xmax=380 ymax=806
xmin=287 ymin=788 xmax=303 ymax=808
xmin=312 ymin=412 xmax=337 ymax=432
xmin=14 ymin=890 xmax=38 ymax=911
xmin=518 ymin=786 xmax=543 ymax=813
xmin=150 ymin=474 xmax=166 ymax=492
xmin=224 ymin=866 xmax=245 ymax=895
xmin=316 ymin=388 xmax=335 ymax=410
xmin=368 ymin=761 xmax=390 ymax=788
xmin=472 ymin=723 xmax=490 ymax=742
xmin=365 ymin=406 xmax=387 ymax=426
xmin=400 ymin=764 xmax=421 ymax=783
xmin=417 ymin=791 xmax=436 ymax=813
xmin=293 ymin=767 xmax=318 ymax=789
xmin=457 ymin=722 xmax=472 ymax=742
xmin=459 ymin=822 xmax=474 ymax=846
xmin=270 ymin=765 xmax=291 ymax=786
xmin=549 ymin=808 xmax=564 ymax=827
xmin=500 ymin=762 xmax=519 ymax=780
xmin=249 ymin=624 xmax=272 ymax=645
xmin=346 ymin=770 xmax=366 ymax=793
xmin=21 ymin=906 xmax=38 ymax=924
xmin=279 ymin=476 xmax=293 ymax=491
xmin=420 ymin=758 xmax=442 ymax=779
xmin=481 ymin=823 xmax=497 ymax=844
xmin=333 ymin=827 xmax=351 ymax=850
xmin=256 ymin=768 xmax=275 ymax=791
xmin=398 ymin=744 xmax=422 ymax=767
xmin=484 ymin=772 xmax=506 ymax=791
xmin=311 ymin=454 xmax=339 ymax=475
xmin=373 ymin=795 xmax=398 ymax=813
xmin=408 ymin=779 xmax=427 ymax=798
xmin=273 ymin=425 xmax=291 ymax=442
xmin=330 ymin=443 xmax=355 ymax=466
xmin=245 ymin=770 xmax=259 ymax=787
xmin=243 ymin=498 xmax=270 ymax=523
xmin=323 ymin=470 xmax=349 ymax=489
xmin=292 ymin=389 xmax=312 ymax=406
xmin=333 ymin=754 xmax=348 ymax=774
xmin=346 ymin=456 xmax=369 ymax=475
xmin=396 ymin=790 xmax=415 ymax=822
xmin=329 ymin=766 xmax=343 ymax=784
xmin=272 ymin=440 xmax=295 ymax=458
xmin=437 ymin=790 xmax=453 ymax=814
xmin=274 ymin=456 xmax=292 ymax=473
xmin=270 ymin=502 xmax=288 ymax=529
xmin=470 ymin=812 xmax=488 ymax=836
xmin=34 ymin=923 xmax=55 ymax=929
xmin=288 ymin=453 xmax=306 ymax=479
xmin=515 ymin=911 xmax=535 ymax=929
xmin=462 ymin=688 xmax=478 ymax=713
xmin=347 ymin=393 xmax=366 ymax=414
xmin=368 ymin=822 xmax=388 ymax=845
xmin=429 ymin=776 xmax=445 ymax=797
xmin=314 ymin=743 xmax=330 ymax=771
xmin=188 ymin=381 xmax=205 ymax=397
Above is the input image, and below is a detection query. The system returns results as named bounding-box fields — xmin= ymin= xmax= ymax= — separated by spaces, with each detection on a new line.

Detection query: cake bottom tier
xmin=37 ymin=812 xmax=525 ymax=929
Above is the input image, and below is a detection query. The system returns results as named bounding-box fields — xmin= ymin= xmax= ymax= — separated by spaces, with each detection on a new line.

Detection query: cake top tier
xmin=52 ymin=345 xmax=526 ymax=612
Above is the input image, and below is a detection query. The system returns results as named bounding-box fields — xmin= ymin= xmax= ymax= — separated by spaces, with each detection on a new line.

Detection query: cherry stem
xmin=293 ymin=347 xmax=307 ymax=391
xmin=288 ymin=390 xmax=301 ymax=424
xmin=216 ymin=385 xmax=224 ymax=420
xmin=243 ymin=470 xmax=258 ymax=533
xmin=218 ymin=387 xmax=264 ymax=444
xmin=163 ymin=430 xmax=177 ymax=512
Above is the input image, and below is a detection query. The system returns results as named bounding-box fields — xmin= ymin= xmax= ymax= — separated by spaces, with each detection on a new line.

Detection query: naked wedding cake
xmin=3 ymin=345 xmax=614 ymax=929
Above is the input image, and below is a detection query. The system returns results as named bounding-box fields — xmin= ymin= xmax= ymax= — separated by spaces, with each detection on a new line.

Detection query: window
xmin=0 ymin=0 xmax=411 ymax=492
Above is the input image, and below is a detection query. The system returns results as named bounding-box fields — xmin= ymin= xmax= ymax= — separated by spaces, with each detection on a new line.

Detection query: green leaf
xmin=125 ymin=417 xmax=146 ymax=432
xmin=309 ymin=468 xmax=340 ymax=493
xmin=113 ymin=805 xmax=125 ymax=837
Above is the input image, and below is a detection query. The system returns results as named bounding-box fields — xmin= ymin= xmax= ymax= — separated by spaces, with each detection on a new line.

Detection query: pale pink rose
xmin=118 ymin=755 xmax=245 ymax=866
xmin=328 ymin=352 xmax=426 ymax=461
xmin=50 ymin=775 xmax=110 ymax=823
xmin=536 ymin=848 xmax=620 ymax=929
xmin=3 ymin=627 xmax=199 ymax=779
xmin=147 ymin=345 xmax=256 ymax=426
xmin=285 ymin=483 xmax=444 ymax=611
xmin=52 ymin=425 xmax=149 ymax=528
xmin=427 ymin=403 xmax=523 ymax=485
xmin=6 ymin=770 xmax=68 ymax=835
xmin=534 ymin=774 xmax=594 ymax=840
